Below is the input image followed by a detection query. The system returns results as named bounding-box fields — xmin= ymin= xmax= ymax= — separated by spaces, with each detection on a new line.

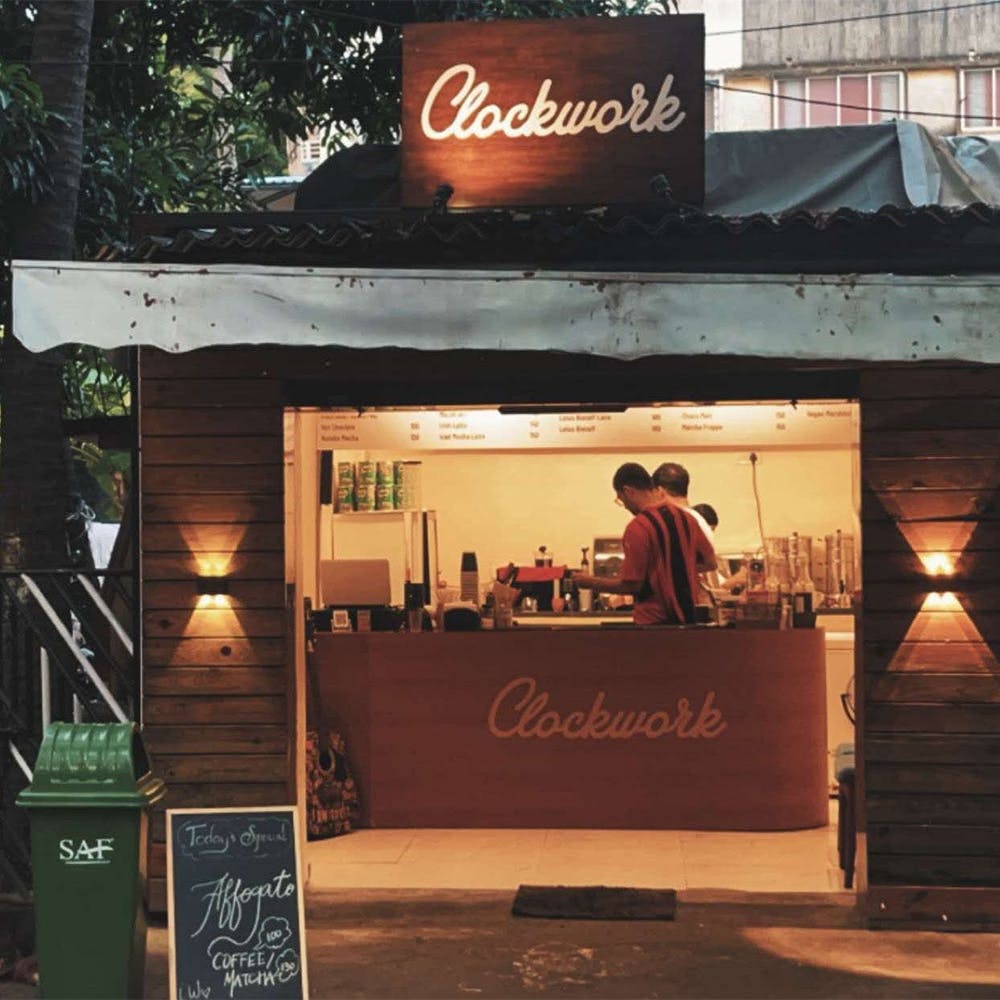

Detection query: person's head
xmin=652 ymin=462 xmax=690 ymax=499
xmin=692 ymin=502 xmax=719 ymax=529
xmin=612 ymin=463 xmax=655 ymax=514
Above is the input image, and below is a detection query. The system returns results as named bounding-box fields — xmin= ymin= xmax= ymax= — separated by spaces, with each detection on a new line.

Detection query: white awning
xmin=12 ymin=261 xmax=1000 ymax=362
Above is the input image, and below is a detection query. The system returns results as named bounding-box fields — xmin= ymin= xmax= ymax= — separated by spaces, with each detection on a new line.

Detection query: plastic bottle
xmin=793 ymin=552 xmax=815 ymax=617
xmin=577 ymin=546 xmax=593 ymax=612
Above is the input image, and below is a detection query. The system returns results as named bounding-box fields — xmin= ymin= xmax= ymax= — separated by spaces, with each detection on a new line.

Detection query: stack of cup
xmin=460 ymin=552 xmax=478 ymax=603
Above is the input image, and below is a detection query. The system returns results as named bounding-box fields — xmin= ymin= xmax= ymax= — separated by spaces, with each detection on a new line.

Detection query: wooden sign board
xmin=402 ymin=15 xmax=705 ymax=208
xmin=167 ymin=807 xmax=308 ymax=1000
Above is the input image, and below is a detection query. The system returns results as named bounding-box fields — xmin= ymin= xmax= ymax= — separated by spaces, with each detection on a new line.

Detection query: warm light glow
xmin=920 ymin=552 xmax=956 ymax=576
xmin=196 ymin=557 xmax=233 ymax=577
xmin=922 ymin=591 xmax=961 ymax=611
xmin=197 ymin=593 xmax=231 ymax=609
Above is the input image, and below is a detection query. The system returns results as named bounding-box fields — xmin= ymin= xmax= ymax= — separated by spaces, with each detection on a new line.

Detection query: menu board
xmin=318 ymin=403 xmax=858 ymax=451
xmin=167 ymin=807 xmax=308 ymax=1000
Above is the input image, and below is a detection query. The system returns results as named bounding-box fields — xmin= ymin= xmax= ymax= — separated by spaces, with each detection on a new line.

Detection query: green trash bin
xmin=17 ymin=722 xmax=166 ymax=999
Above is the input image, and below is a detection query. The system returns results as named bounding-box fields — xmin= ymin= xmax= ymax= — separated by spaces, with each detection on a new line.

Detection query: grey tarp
xmin=295 ymin=123 xmax=1000 ymax=215
xmin=704 ymin=121 xmax=998 ymax=216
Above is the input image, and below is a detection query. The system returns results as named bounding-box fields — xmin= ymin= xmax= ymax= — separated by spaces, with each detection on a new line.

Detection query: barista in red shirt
xmin=573 ymin=463 xmax=716 ymax=625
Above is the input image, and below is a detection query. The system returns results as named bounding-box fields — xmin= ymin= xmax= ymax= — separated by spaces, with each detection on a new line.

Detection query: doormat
xmin=512 ymin=885 xmax=677 ymax=920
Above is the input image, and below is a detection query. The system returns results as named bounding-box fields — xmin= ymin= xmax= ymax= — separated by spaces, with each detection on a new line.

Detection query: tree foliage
xmin=4 ymin=0 xmax=661 ymax=254
xmin=1 ymin=0 xmax=661 ymax=423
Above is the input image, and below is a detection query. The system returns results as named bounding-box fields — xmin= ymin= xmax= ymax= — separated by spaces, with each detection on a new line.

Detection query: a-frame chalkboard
xmin=167 ymin=806 xmax=309 ymax=999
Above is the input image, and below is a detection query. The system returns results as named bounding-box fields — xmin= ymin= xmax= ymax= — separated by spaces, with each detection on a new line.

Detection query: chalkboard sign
xmin=167 ymin=807 xmax=309 ymax=1000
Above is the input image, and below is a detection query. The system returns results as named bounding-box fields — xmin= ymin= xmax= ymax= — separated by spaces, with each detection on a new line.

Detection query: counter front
xmin=312 ymin=628 xmax=828 ymax=830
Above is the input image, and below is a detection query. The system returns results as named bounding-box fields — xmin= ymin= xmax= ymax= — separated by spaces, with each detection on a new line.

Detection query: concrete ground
xmin=8 ymin=888 xmax=1000 ymax=998
xmin=144 ymin=888 xmax=1000 ymax=999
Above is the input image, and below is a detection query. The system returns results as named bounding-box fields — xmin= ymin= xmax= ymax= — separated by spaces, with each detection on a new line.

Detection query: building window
xmin=961 ymin=68 xmax=1000 ymax=129
xmin=773 ymin=73 xmax=904 ymax=128
xmin=302 ymin=138 xmax=324 ymax=162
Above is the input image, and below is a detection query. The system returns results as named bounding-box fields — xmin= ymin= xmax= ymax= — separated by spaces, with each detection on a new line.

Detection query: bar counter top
xmin=312 ymin=628 xmax=829 ymax=831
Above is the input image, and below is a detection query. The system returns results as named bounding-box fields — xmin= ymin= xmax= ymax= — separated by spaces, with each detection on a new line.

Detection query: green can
xmin=18 ymin=723 xmax=165 ymax=1000
xmin=376 ymin=461 xmax=395 ymax=485
xmin=393 ymin=460 xmax=405 ymax=486
xmin=355 ymin=483 xmax=376 ymax=511
xmin=337 ymin=461 xmax=355 ymax=485
xmin=356 ymin=460 xmax=376 ymax=485
xmin=375 ymin=484 xmax=395 ymax=510
xmin=335 ymin=484 xmax=354 ymax=512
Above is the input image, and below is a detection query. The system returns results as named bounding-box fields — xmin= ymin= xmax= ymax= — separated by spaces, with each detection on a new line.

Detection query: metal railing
xmin=0 ymin=568 xmax=137 ymax=895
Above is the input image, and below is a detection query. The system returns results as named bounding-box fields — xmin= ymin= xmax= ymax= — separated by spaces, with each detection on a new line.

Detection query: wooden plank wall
xmin=861 ymin=366 xmax=1000 ymax=926
xmin=137 ymin=344 xmax=1000 ymax=925
xmin=139 ymin=348 xmax=290 ymax=911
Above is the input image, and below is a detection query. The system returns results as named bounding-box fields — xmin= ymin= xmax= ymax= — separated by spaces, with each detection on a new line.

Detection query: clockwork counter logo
xmin=59 ymin=836 xmax=115 ymax=866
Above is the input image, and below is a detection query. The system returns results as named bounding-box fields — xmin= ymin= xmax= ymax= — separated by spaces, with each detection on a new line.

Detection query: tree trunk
xmin=1 ymin=0 xmax=95 ymax=570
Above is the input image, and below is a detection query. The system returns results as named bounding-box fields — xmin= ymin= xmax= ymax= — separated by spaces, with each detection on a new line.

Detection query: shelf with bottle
xmin=331 ymin=507 xmax=427 ymax=519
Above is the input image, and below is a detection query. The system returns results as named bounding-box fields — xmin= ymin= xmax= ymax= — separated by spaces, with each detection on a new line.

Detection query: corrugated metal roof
xmin=113 ymin=202 xmax=1000 ymax=273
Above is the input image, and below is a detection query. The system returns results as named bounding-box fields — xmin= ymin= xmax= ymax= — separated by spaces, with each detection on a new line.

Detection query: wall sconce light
xmin=921 ymin=553 xmax=956 ymax=577
xmin=924 ymin=591 xmax=961 ymax=610
xmin=197 ymin=576 xmax=230 ymax=596
xmin=197 ymin=576 xmax=231 ymax=607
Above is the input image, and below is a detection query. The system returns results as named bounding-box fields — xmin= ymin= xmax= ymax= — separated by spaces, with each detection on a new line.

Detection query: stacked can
xmin=335 ymin=461 xmax=355 ymax=512
xmin=355 ymin=460 xmax=376 ymax=511
xmin=395 ymin=460 xmax=422 ymax=510
xmin=392 ymin=461 xmax=404 ymax=509
xmin=375 ymin=461 xmax=395 ymax=510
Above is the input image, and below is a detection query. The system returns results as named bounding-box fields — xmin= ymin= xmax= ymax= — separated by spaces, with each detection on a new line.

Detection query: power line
xmin=712 ymin=80 xmax=999 ymax=123
xmin=300 ymin=0 xmax=1000 ymax=37
xmin=15 ymin=0 xmax=1000 ymax=60
xmin=705 ymin=0 xmax=1000 ymax=38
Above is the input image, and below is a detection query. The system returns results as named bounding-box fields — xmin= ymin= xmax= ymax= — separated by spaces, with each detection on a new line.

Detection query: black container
xmin=404 ymin=582 xmax=425 ymax=611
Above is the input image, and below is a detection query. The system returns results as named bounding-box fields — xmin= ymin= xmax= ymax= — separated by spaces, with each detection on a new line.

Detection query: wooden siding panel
xmin=864 ymin=551 xmax=995 ymax=582
xmin=144 ymin=580 xmax=286 ymax=609
xmin=157 ymin=754 xmax=287 ymax=784
xmin=867 ymin=703 xmax=1000 ymax=733
xmin=867 ymin=794 xmax=1000 ymax=825
xmin=863 ymin=429 xmax=1000 ymax=458
xmin=861 ymin=366 xmax=1000 ymax=916
xmin=140 ymin=353 xmax=291 ymax=916
xmin=862 ymin=522 xmax=1000 ymax=552
xmin=866 ymin=887 xmax=1000 ymax=927
xmin=867 ymin=763 xmax=1000 ymax=795
xmin=142 ymin=465 xmax=282 ymax=494
xmin=861 ymin=489 xmax=1000 ymax=521
xmin=157 ymin=781 xmax=290 ymax=808
xmin=145 ymin=638 xmax=286 ymax=667
xmin=143 ymin=494 xmax=284 ymax=524
xmin=144 ymin=667 xmax=286 ymax=696
xmin=867 ymin=674 xmax=1000 ymax=703
xmin=145 ymin=696 xmax=285 ymax=725
xmin=144 ymin=609 xmax=285 ymax=638
xmin=863 ymin=398 xmax=1000 ymax=430
xmin=143 ymin=436 xmax=282 ymax=466
xmin=143 ymin=552 xmax=283 ymax=581
xmin=144 ymin=724 xmax=287 ymax=755
xmin=868 ymin=824 xmax=1000 ymax=856
xmin=859 ymin=368 xmax=1000 ymax=400
xmin=869 ymin=854 xmax=1000 ymax=886
xmin=864 ymin=582 xmax=1000 ymax=611
xmin=142 ymin=407 xmax=281 ymax=436
xmin=863 ymin=457 xmax=1000 ymax=491
xmin=142 ymin=378 xmax=285 ymax=407
xmin=865 ymin=641 xmax=1000 ymax=673
xmin=142 ymin=523 xmax=283 ymax=553
xmin=867 ymin=735 xmax=1000 ymax=765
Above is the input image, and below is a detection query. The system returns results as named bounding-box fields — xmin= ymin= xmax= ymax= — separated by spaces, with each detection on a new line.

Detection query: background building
xmin=707 ymin=0 xmax=1000 ymax=134
xmin=274 ymin=2 xmax=1000 ymax=199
